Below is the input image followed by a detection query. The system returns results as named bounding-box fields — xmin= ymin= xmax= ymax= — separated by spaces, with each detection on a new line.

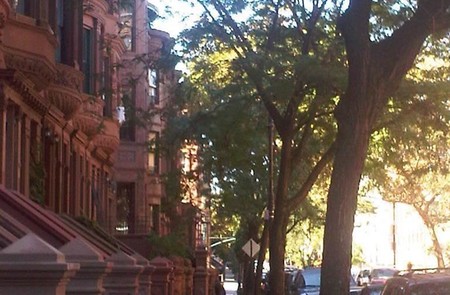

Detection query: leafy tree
xmin=166 ymin=1 xmax=450 ymax=294
xmin=366 ymin=53 xmax=450 ymax=268
xmin=286 ymin=209 xmax=325 ymax=268
xmin=175 ymin=1 xmax=345 ymax=294
xmin=167 ymin=62 xmax=276 ymax=293
xmin=321 ymin=2 xmax=450 ymax=294
xmin=383 ymin=165 xmax=450 ymax=268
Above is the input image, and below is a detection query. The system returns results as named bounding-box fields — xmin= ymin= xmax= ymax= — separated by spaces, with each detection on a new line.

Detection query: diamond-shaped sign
xmin=242 ymin=239 xmax=260 ymax=258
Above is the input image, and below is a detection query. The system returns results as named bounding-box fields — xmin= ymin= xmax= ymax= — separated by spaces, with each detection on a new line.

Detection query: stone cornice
xmin=83 ymin=0 xmax=110 ymax=24
xmin=3 ymin=48 xmax=56 ymax=91
xmin=93 ymin=118 xmax=120 ymax=155
xmin=47 ymin=86 xmax=82 ymax=120
xmin=54 ymin=63 xmax=84 ymax=91
xmin=106 ymin=33 xmax=127 ymax=57
xmin=72 ymin=95 xmax=104 ymax=137
xmin=46 ymin=64 xmax=84 ymax=119
xmin=0 ymin=69 xmax=50 ymax=115
xmin=6 ymin=15 xmax=58 ymax=48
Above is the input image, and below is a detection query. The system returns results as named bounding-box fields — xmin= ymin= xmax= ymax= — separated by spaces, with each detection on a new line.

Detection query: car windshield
xmin=302 ymin=269 xmax=321 ymax=287
xmin=372 ymin=268 xmax=397 ymax=278
xmin=301 ymin=268 xmax=358 ymax=287
xmin=349 ymin=275 xmax=358 ymax=286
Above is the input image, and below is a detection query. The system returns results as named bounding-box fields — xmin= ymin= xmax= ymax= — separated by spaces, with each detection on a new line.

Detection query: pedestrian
xmin=407 ymin=261 xmax=413 ymax=272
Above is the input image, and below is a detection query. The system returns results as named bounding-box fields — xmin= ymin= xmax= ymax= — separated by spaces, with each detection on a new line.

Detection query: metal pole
xmin=392 ymin=201 xmax=396 ymax=268
xmin=254 ymin=117 xmax=274 ymax=295
xmin=268 ymin=118 xmax=274 ymax=218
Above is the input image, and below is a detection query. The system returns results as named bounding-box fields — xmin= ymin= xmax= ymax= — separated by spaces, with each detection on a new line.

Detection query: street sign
xmin=242 ymin=239 xmax=260 ymax=258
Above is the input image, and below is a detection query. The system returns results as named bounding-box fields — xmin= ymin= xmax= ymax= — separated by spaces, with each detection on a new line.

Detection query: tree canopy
xmin=160 ymin=0 xmax=450 ymax=294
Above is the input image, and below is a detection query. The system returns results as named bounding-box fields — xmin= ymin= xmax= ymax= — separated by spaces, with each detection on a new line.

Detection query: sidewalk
xmin=222 ymin=265 xmax=239 ymax=295
xmin=224 ymin=280 xmax=238 ymax=295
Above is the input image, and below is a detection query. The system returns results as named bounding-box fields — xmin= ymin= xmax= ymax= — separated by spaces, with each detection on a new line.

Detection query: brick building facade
xmin=0 ymin=0 xmax=122 ymax=228
xmin=0 ymin=0 xmax=213 ymax=293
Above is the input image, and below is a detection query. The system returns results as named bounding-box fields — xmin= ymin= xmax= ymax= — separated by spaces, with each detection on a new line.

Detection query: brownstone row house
xmin=0 ymin=0 xmax=214 ymax=294
xmin=113 ymin=0 xmax=209 ymax=257
xmin=0 ymin=0 xmax=122 ymax=229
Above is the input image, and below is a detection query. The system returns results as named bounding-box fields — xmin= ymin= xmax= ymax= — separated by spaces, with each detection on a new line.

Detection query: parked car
xmin=290 ymin=267 xmax=362 ymax=295
xmin=382 ymin=268 xmax=450 ymax=295
xmin=360 ymin=283 xmax=384 ymax=295
xmin=357 ymin=269 xmax=372 ymax=286
xmin=357 ymin=268 xmax=398 ymax=286
xmin=369 ymin=268 xmax=398 ymax=285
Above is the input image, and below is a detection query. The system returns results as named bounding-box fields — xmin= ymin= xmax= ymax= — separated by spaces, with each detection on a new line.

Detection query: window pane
xmin=82 ymin=28 xmax=93 ymax=94
xmin=119 ymin=4 xmax=135 ymax=51
xmin=147 ymin=132 xmax=159 ymax=173
xmin=148 ymin=69 xmax=159 ymax=105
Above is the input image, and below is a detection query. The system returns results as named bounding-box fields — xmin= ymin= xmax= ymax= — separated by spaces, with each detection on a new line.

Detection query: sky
xmin=151 ymin=0 xmax=201 ymax=38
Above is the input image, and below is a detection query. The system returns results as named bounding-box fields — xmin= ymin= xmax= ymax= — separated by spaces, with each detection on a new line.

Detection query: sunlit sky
xmin=151 ymin=0 xmax=201 ymax=38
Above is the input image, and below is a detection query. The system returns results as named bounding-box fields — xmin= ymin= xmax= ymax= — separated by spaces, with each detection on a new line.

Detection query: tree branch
xmin=371 ymin=1 xmax=450 ymax=94
xmin=337 ymin=0 xmax=372 ymax=65
xmin=209 ymin=0 xmax=253 ymax=54
xmin=289 ymin=141 xmax=336 ymax=212
xmin=265 ymin=0 xmax=282 ymax=51
xmin=196 ymin=0 xmax=286 ymax=129
xmin=301 ymin=0 xmax=327 ymax=55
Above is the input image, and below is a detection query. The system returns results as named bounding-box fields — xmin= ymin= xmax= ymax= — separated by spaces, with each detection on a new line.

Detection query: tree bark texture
xmin=268 ymin=210 xmax=289 ymax=295
xmin=268 ymin=138 xmax=293 ymax=295
xmin=320 ymin=1 xmax=450 ymax=294
xmin=254 ymin=218 xmax=269 ymax=295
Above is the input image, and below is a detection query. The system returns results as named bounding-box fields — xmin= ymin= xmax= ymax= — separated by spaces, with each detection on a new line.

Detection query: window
xmin=101 ymin=23 xmax=113 ymax=117
xmin=14 ymin=0 xmax=35 ymax=18
xmin=119 ymin=87 xmax=136 ymax=141
xmin=52 ymin=0 xmax=64 ymax=62
xmin=119 ymin=4 xmax=135 ymax=51
xmin=49 ymin=1 xmax=83 ymax=67
xmin=148 ymin=132 xmax=159 ymax=174
xmin=148 ymin=69 xmax=159 ymax=105
xmin=102 ymin=56 xmax=113 ymax=117
xmin=82 ymin=27 xmax=94 ymax=94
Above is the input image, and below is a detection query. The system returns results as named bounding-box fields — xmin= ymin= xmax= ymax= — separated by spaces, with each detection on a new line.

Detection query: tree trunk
xmin=417 ymin=208 xmax=445 ymax=268
xmin=320 ymin=104 xmax=372 ymax=294
xmin=243 ymin=257 xmax=255 ymax=294
xmin=320 ymin=1 xmax=450 ymax=294
xmin=268 ymin=211 xmax=289 ymax=295
xmin=266 ymin=120 xmax=294 ymax=295
xmin=254 ymin=218 xmax=269 ymax=295
xmin=242 ymin=220 xmax=262 ymax=294
xmin=428 ymin=223 xmax=445 ymax=268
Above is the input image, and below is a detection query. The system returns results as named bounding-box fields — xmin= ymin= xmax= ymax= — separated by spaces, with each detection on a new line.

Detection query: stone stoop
xmin=0 ymin=233 xmax=79 ymax=295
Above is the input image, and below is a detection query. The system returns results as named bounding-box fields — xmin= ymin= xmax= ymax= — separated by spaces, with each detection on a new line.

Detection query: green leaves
xmin=364 ymin=41 xmax=450 ymax=258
